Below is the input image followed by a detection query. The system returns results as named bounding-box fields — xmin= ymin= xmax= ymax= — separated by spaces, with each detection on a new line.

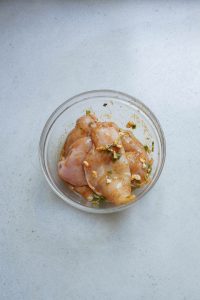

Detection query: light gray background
xmin=1 ymin=1 xmax=200 ymax=299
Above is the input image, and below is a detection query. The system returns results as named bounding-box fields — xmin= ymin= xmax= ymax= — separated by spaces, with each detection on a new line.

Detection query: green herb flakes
xmin=152 ymin=141 xmax=154 ymax=152
xmin=92 ymin=194 xmax=106 ymax=202
xmin=113 ymin=151 xmax=121 ymax=161
xmin=144 ymin=145 xmax=150 ymax=153
xmin=147 ymin=164 xmax=152 ymax=174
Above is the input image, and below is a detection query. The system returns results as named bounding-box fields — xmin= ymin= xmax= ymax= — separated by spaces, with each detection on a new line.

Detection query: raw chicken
xmin=58 ymin=137 xmax=92 ymax=186
xmin=76 ymin=113 xmax=97 ymax=132
xmin=84 ymin=123 xmax=134 ymax=205
xmin=121 ymin=130 xmax=152 ymax=187
xmin=73 ymin=186 xmax=94 ymax=201
xmin=91 ymin=122 xmax=119 ymax=148
xmin=126 ymin=152 xmax=152 ymax=187
xmin=121 ymin=130 xmax=145 ymax=154
xmin=63 ymin=114 xmax=97 ymax=155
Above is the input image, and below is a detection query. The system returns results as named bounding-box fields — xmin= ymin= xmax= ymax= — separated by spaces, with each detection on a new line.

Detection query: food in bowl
xmin=58 ymin=111 xmax=153 ymax=206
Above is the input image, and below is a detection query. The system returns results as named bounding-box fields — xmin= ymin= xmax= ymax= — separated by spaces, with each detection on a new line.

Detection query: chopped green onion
xmin=144 ymin=145 xmax=150 ymax=153
xmin=147 ymin=164 xmax=152 ymax=174
xmin=152 ymin=141 xmax=154 ymax=152
xmin=113 ymin=151 xmax=121 ymax=161
xmin=92 ymin=194 xmax=106 ymax=202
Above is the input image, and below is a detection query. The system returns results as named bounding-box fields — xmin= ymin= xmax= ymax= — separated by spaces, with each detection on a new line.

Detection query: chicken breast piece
xmin=74 ymin=186 xmax=94 ymax=201
xmin=84 ymin=147 xmax=134 ymax=205
xmin=121 ymin=130 xmax=152 ymax=187
xmin=58 ymin=137 xmax=92 ymax=186
xmin=121 ymin=130 xmax=145 ymax=154
xmin=126 ymin=152 xmax=152 ymax=187
xmin=76 ymin=113 xmax=97 ymax=132
xmin=91 ymin=122 xmax=119 ymax=148
xmin=63 ymin=114 xmax=97 ymax=155
xmin=84 ymin=123 xmax=134 ymax=205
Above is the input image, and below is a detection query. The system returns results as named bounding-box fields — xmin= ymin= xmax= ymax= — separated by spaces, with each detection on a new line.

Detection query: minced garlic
xmin=142 ymin=162 xmax=147 ymax=169
xmin=92 ymin=170 xmax=97 ymax=178
xmin=116 ymin=144 xmax=122 ymax=148
xmin=106 ymin=178 xmax=112 ymax=184
xmin=83 ymin=160 xmax=89 ymax=167
xmin=131 ymin=174 xmax=141 ymax=181
xmin=87 ymin=195 xmax=93 ymax=201
xmin=140 ymin=158 xmax=145 ymax=163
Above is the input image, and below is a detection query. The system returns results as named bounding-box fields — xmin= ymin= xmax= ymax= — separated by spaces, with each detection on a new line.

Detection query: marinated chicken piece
xmin=74 ymin=186 xmax=94 ymax=201
xmin=62 ymin=127 xmax=87 ymax=156
xmin=58 ymin=137 xmax=92 ymax=186
xmin=84 ymin=123 xmax=134 ymax=205
xmin=91 ymin=122 xmax=119 ymax=149
xmin=121 ymin=130 xmax=152 ymax=187
xmin=84 ymin=147 xmax=134 ymax=205
xmin=63 ymin=114 xmax=97 ymax=154
xmin=76 ymin=113 xmax=97 ymax=132
xmin=121 ymin=130 xmax=145 ymax=154
xmin=126 ymin=152 xmax=153 ymax=187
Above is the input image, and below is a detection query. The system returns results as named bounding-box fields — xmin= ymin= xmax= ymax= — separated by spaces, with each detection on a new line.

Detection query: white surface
xmin=1 ymin=1 xmax=200 ymax=299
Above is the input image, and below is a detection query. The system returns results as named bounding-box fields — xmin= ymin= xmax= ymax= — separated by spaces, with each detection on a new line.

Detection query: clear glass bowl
xmin=39 ymin=90 xmax=166 ymax=213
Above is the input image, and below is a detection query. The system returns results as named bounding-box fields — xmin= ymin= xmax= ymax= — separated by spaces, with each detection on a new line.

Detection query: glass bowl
xmin=39 ymin=90 xmax=166 ymax=213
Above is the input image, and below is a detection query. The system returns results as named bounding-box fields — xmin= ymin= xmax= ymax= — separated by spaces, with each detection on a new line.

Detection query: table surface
xmin=1 ymin=1 xmax=200 ymax=299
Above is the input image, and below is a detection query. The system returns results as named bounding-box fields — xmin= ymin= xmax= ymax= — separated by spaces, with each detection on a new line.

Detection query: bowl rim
xmin=39 ymin=89 xmax=166 ymax=214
